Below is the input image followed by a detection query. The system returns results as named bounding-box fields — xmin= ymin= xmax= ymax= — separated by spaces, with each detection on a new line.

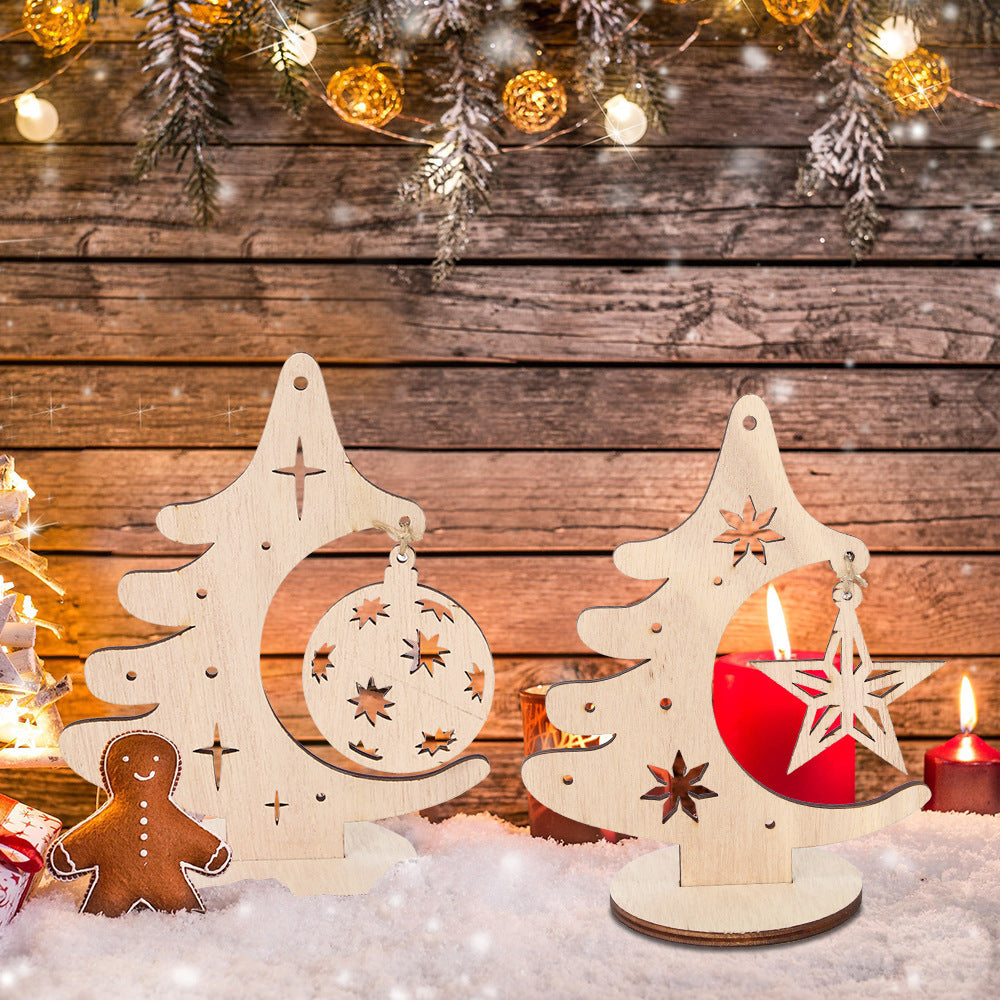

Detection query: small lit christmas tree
xmin=0 ymin=455 xmax=71 ymax=756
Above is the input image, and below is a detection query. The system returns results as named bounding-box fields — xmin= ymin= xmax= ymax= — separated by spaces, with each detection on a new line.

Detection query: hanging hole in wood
xmin=205 ymin=667 xmax=218 ymax=679
xmin=261 ymin=541 xmax=271 ymax=550
xmin=315 ymin=793 xmax=326 ymax=802
xmin=196 ymin=588 xmax=208 ymax=599
xmin=765 ymin=820 xmax=776 ymax=829
xmin=399 ymin=515 xmax=410 ymax=527
xmin=293 ymin=376 xmax=308 ymax=390
xmin=713 ymin=577 xmax=723 ymax=586
xmin=651 ymin=622 xmax=662 ymax=634
xmin=660 ymin=698 xmax=672 ymax=710
xmin=584 ymin=702 xmax=596 ymax=713
xmin=125 ymin=671 xmax=137 ymax=681
xmin=743 ymin=415 xmax=757 ymax=431
xmin=562 ymin=775 xmax=573 ymax=785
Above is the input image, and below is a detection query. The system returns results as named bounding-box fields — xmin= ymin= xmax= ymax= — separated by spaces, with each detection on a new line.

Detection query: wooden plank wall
xmin=1 ymin=3 xmax=998 ymax=830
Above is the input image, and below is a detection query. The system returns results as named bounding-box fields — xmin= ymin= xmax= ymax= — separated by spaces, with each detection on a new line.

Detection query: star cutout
xmin=402 ymin=631 xmax=449 ymax=676
xmin=349 ymin=740 xmax=383 ymax=761
xmin=464 ymin=664 xmax=486 ymax=702
xmin=310 ymin=643 xmax=335 ymax=683
xmin=347 ymin=676 xmax=395 ymax=726
xmin=417 ymin=598 xmax=454 ymax=623
xmin=273 ymin=438 xmax=325 ymax=520
xmin=193 ymin=723 xmax=239 ymax=790
xmin=752 ymin=594 xmax=944 ymax=773
xmin=351 ymin=597 xmax=389 ymax=628
xmin=266 ymin=791 xmax=289 ymax=825
xmin=714 ymin=497 xmax=784 ymax=566
xmin=416 ymin=728 xmax=456 ymax=756
xmin=641 ymin=751 xmax=717 ymax=823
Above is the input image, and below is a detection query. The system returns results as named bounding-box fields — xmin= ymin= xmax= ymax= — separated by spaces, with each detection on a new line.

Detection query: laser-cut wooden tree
xmin=60 ymin=354 xmax=492 ymax=896
xmin=522 ymin=395 xmax=943 ymax=945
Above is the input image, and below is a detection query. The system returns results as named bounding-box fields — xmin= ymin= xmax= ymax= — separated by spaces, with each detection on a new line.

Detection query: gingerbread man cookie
xmin=47 ymin=731 xmax=231 ymax=916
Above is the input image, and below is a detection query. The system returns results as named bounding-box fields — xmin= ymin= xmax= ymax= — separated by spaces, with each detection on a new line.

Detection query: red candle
xmin=713 ymin=585 xmax=855 ymax=804
xmin=924 ymin=676 xmax=1000 ymax=814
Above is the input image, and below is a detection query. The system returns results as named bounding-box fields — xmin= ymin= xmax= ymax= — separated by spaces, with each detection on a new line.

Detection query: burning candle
xmin=923 ymin=676 xmax=1000 ymax=814
xmin=713 ymin=585 xmax=855 ymax=803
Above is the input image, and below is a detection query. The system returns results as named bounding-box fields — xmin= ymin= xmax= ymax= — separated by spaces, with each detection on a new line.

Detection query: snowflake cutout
xmin=641 ymin=751 xmax=717 ymax=823
xmin=714 ymin=497 xmax=784 ymax=566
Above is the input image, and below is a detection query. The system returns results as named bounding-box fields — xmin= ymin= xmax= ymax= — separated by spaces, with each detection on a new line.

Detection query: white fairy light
xmin=603 ymin=94 xmax=647 ymax=146
xmin=871 ymin=17 xmax=920 ymax=62
xmin=270 ymin=23 xmax=317 ymax=67
xmin=14 ymin=93 xmax=59 ymax=143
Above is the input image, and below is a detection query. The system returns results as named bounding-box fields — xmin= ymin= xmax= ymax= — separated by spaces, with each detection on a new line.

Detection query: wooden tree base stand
xmin=192 ymin=822 xmax=415 ymax=897
xmin=610 ymin=846 xmax=862 ymax=946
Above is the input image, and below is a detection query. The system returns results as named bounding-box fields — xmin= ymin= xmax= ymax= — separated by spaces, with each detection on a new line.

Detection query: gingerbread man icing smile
xmin=47 ymin=731 xmax=231 ymax=916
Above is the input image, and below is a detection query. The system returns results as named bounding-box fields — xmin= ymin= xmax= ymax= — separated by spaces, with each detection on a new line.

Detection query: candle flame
xmin=766 ymin=584 xmax=792 ymax=660
xmin=960 ymin=675 xmax=977 ymax=734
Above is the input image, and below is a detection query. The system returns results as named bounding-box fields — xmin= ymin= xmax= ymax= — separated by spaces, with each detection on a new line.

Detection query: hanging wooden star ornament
xmin=522 ymin=395 xmax=944 ymax=945
xmin=59 ymin=354 xmax=494 ymax=897
xmin=753 ymin=583 xmax=943 ymax=774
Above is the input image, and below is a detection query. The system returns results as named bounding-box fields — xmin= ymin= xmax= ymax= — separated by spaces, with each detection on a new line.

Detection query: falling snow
xmin=2 ymin=811 xmax=999 ymax=998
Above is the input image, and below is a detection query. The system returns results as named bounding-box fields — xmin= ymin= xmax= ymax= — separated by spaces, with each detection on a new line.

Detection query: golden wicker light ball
xmin=884 ymin=48 xmax=950 ymax=113
xmin=326 ymin=65 xmax=403 ymax=128
xmin=762 ymin=0 xmax=821 ymax=26
xmin=186 ymin=0 xmax=234 ymax=27
xmin=21 ymin=0 xmax=89 ymax=56
xmin=502 ymin=70 xmax=567 ymax=134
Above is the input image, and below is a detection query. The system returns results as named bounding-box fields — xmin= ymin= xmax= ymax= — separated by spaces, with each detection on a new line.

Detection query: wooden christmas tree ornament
xmin=60 ymin=354 xmax=493 ymax=896
xmin=521 ymin=395 xmax=943 ymax=945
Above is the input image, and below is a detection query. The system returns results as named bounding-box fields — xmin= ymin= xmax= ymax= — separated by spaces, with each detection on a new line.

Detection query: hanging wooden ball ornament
xmin=326 ymin=65 xmax=403 ymax=128
xmin=21 ymin=0 xmax=89 ymax=56
xmin=186 ymin=0 xmax=234 ymax=27
xmin=761 ymin=0 xmax=820 ymax=26
xmin=884 ymin=48 xmax=950 ymax=113
xmin=303 ymin=546 xmax=494 ymax=773
xmin=502 ymin=70 xmax=567 ymax=134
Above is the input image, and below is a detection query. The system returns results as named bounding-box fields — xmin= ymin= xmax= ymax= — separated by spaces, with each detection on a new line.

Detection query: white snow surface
xmin=2 ymin=810 xmax=997 ymax=999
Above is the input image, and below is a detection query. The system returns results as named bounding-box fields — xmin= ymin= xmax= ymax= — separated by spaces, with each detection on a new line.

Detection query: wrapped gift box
xmin=0 ymin=792 xmax=61 ymax=926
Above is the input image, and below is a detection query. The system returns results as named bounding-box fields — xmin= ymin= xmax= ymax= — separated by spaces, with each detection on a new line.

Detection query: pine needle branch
xmin=133 ymin=0 xmax=231 ymax=226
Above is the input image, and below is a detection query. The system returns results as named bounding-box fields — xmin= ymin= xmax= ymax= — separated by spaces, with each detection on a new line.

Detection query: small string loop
xmin=834 ymin=550 xmax=868 ymax=601
xmin=372 ymin=517 xmax=416 ymax=558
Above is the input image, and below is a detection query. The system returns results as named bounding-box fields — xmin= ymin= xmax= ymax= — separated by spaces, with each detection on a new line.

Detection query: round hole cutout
xmin=293 ymin=376 xmax=308 ymax=390
xmin=660 ymin=697 xmax=672 ymax=710
xmin=205 ymin=667 xmax=218 ymax=679
xmin=562 ymin=775 xmax=574 ymax=785
xmin=316 ymin=793 xmax=326 ymax=802
xmin=651 ymin=622 xmax=662 ymax=634
xmin=125 ymin=671 xmax=137 ymax=681
xmin=584 ymin=702 xmax=596 ymax=713
xmin=713 ymin=577 xmax=723 ymax=586
xmin=261 ymin=541 xmax=271 ymax=551
xmin=743 ymin=415 xmax=757 ymax=431
xmin=399 ymin=515 xmax=410 ymax=527
xmin=196 ymin=588 xmax=208 ymax=600
xmin=765 ymin=820 xmax=776 ymax=830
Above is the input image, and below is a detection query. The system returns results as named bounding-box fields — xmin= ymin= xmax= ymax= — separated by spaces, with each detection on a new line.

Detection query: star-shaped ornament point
xmin=714 ymin=497 xmax=784 ymax=566
xmin=641 ymin=750 xmax=717 ymax=823
xmin=347 ymin=676 xmax=394 ymax=726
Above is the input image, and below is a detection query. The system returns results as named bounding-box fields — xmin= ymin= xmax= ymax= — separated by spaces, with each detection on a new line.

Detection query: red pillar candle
xmin=924 ymin=677 xmax=1000 ymax=814
xmin=713 ymin=651 xmax=855 ymax=804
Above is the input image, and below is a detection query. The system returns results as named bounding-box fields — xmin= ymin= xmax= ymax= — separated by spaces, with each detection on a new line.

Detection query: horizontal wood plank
xmin=2 ymin=365 xmax=999 ymax=450
xmin=13 ymin=553 xmax=1000 ymax=658
xmin=52 ymin=653 xmax=1000 ymax=742
xmin=0 ymin=739 xmax=961 ymax=829
xmin=2 ymin=42 xmax=995 ymax=148
xmin=1 ymin=147 xmax=996 ymax=261
xmin=11 ymin=448 xmax=1000 ymax=554
xmin=3 ymin=263 xmax=1000 ymax=365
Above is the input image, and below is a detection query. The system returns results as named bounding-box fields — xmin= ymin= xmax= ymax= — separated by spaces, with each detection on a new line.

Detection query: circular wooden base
xmin=197 ymin=822 xmax=417 ymax=897
xmin=610 ymin=846 xmax=862 ymax=946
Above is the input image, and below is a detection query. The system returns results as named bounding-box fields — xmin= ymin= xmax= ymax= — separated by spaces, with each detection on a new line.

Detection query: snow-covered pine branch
xmin=133 ymin=0 xmax=231 ymax=225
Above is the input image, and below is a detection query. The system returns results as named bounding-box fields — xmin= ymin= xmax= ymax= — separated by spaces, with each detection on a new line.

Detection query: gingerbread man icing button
xmin=47 ymin=731 xmax=231 ymax=916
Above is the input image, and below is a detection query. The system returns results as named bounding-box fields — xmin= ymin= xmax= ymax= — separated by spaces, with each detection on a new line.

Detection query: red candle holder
xmin=713 ymin=652 xmax=855 ymax=804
